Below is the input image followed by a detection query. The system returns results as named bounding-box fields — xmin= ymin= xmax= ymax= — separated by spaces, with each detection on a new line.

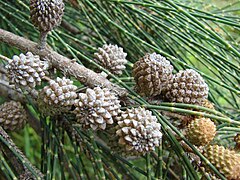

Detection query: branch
xmin=0 ymin=28 xmax=127 ymax=97
xmin=0 ymin=78 xmax=26 ymax=103
xmin=61 ymin=20 xmax=80 ymax=34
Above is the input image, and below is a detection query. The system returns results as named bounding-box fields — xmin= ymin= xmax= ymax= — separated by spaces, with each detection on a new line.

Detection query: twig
xmin=39 ymin=31 xmax=48 ymax=50
xmin=66 ymin=0 xmax=79 ymax=7
xmin=61 ymin=20 xmax=80 ymax=34
xmin=0 ymin=78 xmax=26 ymax=103
xmin=0 ymin=28 xmax=127 ymax=97
xmin=0 ymin=54 xmax=11 ymax=62
xmin=0 ymin=126 xmax=44 ymax=179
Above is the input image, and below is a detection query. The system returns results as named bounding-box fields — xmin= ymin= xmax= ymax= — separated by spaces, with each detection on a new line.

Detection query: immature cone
xmin=30 ymin=0 xmax=64 ymax=32
xmin=133 ymin=53 xmax=173 ymax=97
xmin=202 ymin=145 xmax=240 ymax=180
xmin=73 ymin=87 xmax=121 ymax=130
xmin=186 ymin=117 xmax=216 ymax=146
xmin=94 ymin=44 xmax=127 ymax=75
xmin=0 ymin=101 xmax=27 ymax=131
xmin=39 ymin=77 xmax=77 ymax=116
xmin=115 ymin=107 xmax=162 ymax=155
xmin=165 ymin=69 xmax=209 ymax=105
xmin=6 ymin=52 xmax=47 ymax=92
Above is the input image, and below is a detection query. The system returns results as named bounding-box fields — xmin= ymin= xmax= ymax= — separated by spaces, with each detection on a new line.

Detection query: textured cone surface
xmin=200 ymin=168 xmax=221 ymax=180
xmin=0 ymin=101 xmax=27 ymax=131
xmin=186 ymin=118 xmax=216 ymax=146
xmin=202 ymin=99 xmax=215 ymax=110
xmin=107 ymin=126 xmax=129 ymax=156
xmin=6 ymin=52 xmax=47 ymax=91
xmin=115 ymin=107 xmax=162 ymax=155
xmin=165 ymin=69 xmax=209 ymax=105
xmin=234 ymin=134 xmax=240 ymax=151
xmin=94 ymin=44 xmax=127 ymax=75
xmin=133 ymin=53 xmax=173 ymax=97
xmin=73 ymin=87 xmax=121 ymax=130
xmin=202 ymin=145 xmax=240 ymax=180
xmin=30 ymin=0 xmax=64 ymax=32
xmin=39 ymin=77 xmax=77 ymax=116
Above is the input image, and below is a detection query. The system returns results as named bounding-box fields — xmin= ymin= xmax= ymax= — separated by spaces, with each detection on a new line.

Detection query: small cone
xmin=165 ymin=69 xmax=209 ymax=105
xmin=133 ymin=52 xmax=173 ymax=97
xmin=73 ymin=87 xmax=121 ymax=130
xmin=38 ymin=77 xmax=77 ymax=116
xmin=30 ymin=0 xmax=64 ymax=32
xmin=94 ymin=44 xmax=128 ymax=75
xmin=6 ymin=52 xmax=48 ymax=92
xmin=0 ymin=101 xmax=27 ymax=131
xmin=186 ymin=117 xmax=216 ymax=146
xmin=115 ymin=107 xmax=162 ymax=156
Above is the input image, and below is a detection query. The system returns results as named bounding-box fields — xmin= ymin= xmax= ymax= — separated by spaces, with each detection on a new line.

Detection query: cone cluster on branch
xmin=94 ymin=44 xmax=128 ymax=75
xmin=0 ymin=101 xmax=27 ymax=131
xmin=202 ymin=145 xmax=240 ymax=180
xmin=30 ymin=0 xmax=64 ymax=32
xmin=73 ymin=87 xmax=121 ymax=130
xmin=132 ymin=53 xmax=173 ymax=97
xmin=5 ymin=52 xmax=48 ymax=92
xmin=185 ymin=117 xmax=216 ymax=146
xmin=133 ymin=54 xmax=209 ymax=105
xmin=115 ymin=107 xmax=162 ymax=155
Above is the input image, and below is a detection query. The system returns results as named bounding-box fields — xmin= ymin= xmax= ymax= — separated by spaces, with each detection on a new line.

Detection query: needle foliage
xmin=0 ymin=0 xmax=239 ymax=179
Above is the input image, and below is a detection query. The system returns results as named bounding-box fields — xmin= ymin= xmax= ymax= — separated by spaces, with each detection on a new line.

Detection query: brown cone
xmin=165 ymin=69 xmax=209 ymax=105
xmin=0 ymin=101 xmax=27 ymax=131
xmin=133 ymin=53 xmax=173 ymax=97
xmin=30 ymin=0 xmax=64 ymax=32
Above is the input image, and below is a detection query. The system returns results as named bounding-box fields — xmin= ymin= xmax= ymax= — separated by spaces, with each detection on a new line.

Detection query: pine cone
xmin=0 ymin=101 xmax=27 ymax=131
xmin=115 ymin=107 xmax=162 ymax=155
xmin=94 ymin=44 xmax=127 ymax=75
xmin=6 ymin=52 xmax=47 ymax=92
xmin=202 ymin=145 xmax=240 ymax=180
xmin=38 ymin=77 xmax=77 ymax=116
xmin=133 ymin=53 xmax=173 ymax=97
xmin=30 ymin=0 xmax=64 ymax=32
xmin=186 ymin=117 xmax=216 ymax=146
xmin=165 ymin=69 xmax=209 ymax=105
xmin=73 ymin=87 xmax=121 ymax=130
